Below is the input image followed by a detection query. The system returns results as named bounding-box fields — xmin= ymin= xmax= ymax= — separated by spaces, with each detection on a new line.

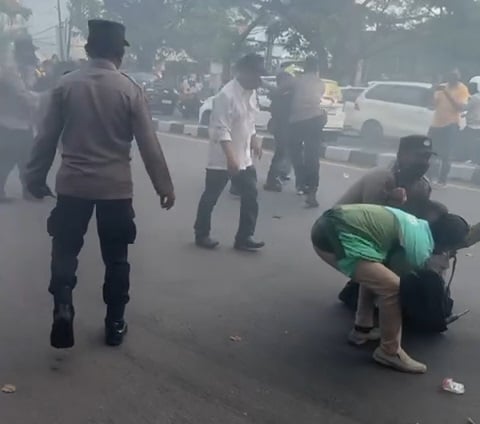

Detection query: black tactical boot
xmin=51 ymin=304 xmax=75 ymax=349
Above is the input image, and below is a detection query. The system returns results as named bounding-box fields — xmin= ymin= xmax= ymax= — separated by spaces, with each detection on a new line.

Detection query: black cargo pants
xmin=47 ymin=195 xmax=136 ymax=310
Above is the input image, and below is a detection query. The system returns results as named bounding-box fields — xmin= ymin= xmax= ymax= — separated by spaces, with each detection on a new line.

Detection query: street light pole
xmin=56 ymin=0 xmax=65 ymax=60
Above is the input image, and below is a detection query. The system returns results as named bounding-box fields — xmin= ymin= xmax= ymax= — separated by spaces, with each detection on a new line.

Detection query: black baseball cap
xmin=235 ymin=53 xmax=267 ymax=75
xmin=398 ymin=135 xmax=436 ymax=156
xmin=87 ymin=19 xmax=130 ymax=49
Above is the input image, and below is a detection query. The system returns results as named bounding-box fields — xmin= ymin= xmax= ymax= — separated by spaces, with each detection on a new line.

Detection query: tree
xmin=68 ymin=0 xmax=103 ymax=37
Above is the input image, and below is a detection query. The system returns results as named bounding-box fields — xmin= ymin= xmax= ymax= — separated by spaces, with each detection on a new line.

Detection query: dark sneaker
xmin=105 ymin=320 xmax=128 ymax=347
xmin=196 ymin=236 xmax=220 ymax=250
xmin=234 ymin=237 xmax=265 ymax=251
xmin=305 ymin=192 xmax=319 ymax=208
xmin=51 ymin=304 xmax=75 ymax=349
xmin=263 ymin=182 xmax=282 ymax=192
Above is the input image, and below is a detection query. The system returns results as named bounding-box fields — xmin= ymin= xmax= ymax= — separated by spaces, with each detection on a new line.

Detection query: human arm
xmin=24 ymin=86 xmax=64 ymax=198
xmin=210 ymin=92 xmax=240 ymax=174
xmin=442 ymin=85 xmax=469 ymax=112
xmin=460 ymin=222 xmax=480 ymax=249
xmin=132 ymin=87 xmax=175 ymax=209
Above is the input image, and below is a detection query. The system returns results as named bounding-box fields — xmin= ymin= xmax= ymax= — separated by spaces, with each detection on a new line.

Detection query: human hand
xmin=390 ymin=187 xmax=407 ymax=205
xmin=227 ymin=158 xmax=240 ymax=176
xmin=160 ymin=191 xmax=175 ymax=210
xmin=251 ymin=136 xmax=263 ymax=160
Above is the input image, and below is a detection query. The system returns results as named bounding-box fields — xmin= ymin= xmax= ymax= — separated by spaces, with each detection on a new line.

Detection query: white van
xmin=344 ymin=81 xmax=434 ymax=141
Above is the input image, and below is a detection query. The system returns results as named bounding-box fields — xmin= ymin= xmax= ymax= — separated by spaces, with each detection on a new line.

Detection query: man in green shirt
xmin=311 ymin=204 xmax=469 ymax=374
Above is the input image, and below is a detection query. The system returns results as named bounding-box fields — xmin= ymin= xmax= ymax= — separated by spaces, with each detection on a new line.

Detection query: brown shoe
xmin=373 ymin=347 xmax=427 ymax=374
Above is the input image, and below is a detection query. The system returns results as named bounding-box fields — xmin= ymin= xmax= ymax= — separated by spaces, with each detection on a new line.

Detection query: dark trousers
xmin=266 ymin=129 xmax=291 ymax=184
xmin=428 ymin=124 xmax=458 ymax=184
xmin=195 ymin=167 xmax=258 ymax=241
xmin=462 ymin=126 xmax=480 ymax=165
xmin=289 ymin=116 xmax=324 ymax=192
xmin=0 ymin=126 xmax=33 ymax=195
xmin=47 ymin=195 xmax=137 ymax=310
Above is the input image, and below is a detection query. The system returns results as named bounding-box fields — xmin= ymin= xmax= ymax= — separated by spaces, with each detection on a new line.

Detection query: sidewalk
xmin=154 ymin=119 xmax=480 ymax=186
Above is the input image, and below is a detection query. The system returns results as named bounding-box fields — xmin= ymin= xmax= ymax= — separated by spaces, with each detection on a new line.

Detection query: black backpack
xmin=400 ymin=258 xmax=456 ymax=333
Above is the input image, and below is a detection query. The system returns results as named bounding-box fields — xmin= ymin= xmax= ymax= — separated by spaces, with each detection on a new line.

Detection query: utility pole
xmin=56 ymin=0 xmax=65 ymax=60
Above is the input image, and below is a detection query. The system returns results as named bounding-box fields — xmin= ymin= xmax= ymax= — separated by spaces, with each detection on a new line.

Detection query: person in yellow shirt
xmin=429 ymin=69 xmax=469 ymax=186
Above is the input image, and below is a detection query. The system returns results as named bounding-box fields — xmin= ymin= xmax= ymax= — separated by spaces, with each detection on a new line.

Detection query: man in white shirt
xmin=194 ymin=54 xmax=265 ymax=251
xmin=289 ymin=56 xmax=327 ymax=208
xmin=463 ymin=77 xmax=480 ymax=165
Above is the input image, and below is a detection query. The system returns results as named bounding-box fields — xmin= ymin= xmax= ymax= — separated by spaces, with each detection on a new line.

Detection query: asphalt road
xmin=1 ymin=133 xmax=480 ymax=424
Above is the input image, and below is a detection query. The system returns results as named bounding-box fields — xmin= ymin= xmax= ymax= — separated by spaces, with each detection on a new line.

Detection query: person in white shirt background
xmin=463 ymin=76 xmax=480 ymax=165
xmin=194 ymin=53 xmax=265 ymax=251
xmin=288 ymin=56 xmax=327 ymax=208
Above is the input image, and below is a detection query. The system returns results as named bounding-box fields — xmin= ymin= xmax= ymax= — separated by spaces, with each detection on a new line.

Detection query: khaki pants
xmin=315 ymin=248 xmax=401 ymax=355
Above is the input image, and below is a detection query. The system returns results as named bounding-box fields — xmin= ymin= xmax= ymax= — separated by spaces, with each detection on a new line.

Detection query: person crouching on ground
xmin=311 ymin=204 xmax=469 ymax=374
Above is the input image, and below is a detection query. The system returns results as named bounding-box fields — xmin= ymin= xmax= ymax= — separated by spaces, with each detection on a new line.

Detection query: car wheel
xmin=200 ymin=110 xmax=211 ymax=126
xmin=360 ymin=120 xmax=383 ymax=143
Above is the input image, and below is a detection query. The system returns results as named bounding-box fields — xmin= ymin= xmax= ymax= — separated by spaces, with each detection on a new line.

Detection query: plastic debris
xmin=441 ymin=378 xmax=465 ymax=394
xmin=230 ymin=335 xmax=243 ymax=343
xmin=343 ymin=173 xmax=350 ymax=179
xmin=466 ymin=253 xmax=474 ymax=257
xmin=1 ymin=384 xmax=16 ymax=394
xmin=272 ymin=215 xmax=282 ymax=220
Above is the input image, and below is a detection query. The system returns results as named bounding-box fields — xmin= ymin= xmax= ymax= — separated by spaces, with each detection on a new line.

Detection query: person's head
xmin=303 ymin=56 xmax=319 ymax=75
xmin=397 ymin=135 xmax=435 ymax=180
xmin=276 ymin=71 xmax=294 ymax=90
xmin=446 ymin=68 xmax=461 ymax=86
xmin=84 ymin=19 xmax=129 ymax=69
xmin=13 ymin=35 xmax=38 ymax=67
xmin=429 ymin=213 xmax=470 ymax=253
xmin=468 ymin=82 xmax=478 ymax=95
xmin=469 ymin=76 xmax=480 ymax=95
xmin=234 ymin=53 xmax=266 ymax=90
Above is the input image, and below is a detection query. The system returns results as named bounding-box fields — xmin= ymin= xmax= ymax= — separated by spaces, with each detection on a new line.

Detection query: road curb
xmin=153 ymin=119 xmax=480 ymax=186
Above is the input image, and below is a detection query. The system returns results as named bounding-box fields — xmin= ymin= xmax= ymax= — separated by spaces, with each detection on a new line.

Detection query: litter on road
xmin=441 ymin=378 xmax=465 ymax=395
xmin=1 ymin=384 xmax=16 ymax=394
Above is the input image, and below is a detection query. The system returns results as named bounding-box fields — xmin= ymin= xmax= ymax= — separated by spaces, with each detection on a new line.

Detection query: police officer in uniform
xmin=25 ymin=20 xmax=175 ymax=349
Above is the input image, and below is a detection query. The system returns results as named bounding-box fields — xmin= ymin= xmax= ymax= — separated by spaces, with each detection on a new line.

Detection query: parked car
xmin=127 ymin=72 xmax=178 ymax=115
xmin=341 ymin=86 xmax=366 ymax=103
xmin=198 ymin=77 xmax=345 ymax=140
xmin=343 ymin=81 xmax=434 ymax=142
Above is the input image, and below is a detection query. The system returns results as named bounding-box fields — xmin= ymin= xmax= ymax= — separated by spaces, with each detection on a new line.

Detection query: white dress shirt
xmin=466 ymin=93 xmax=480 ymax=130
xmin=207 ymin=79 xmax=257 ymax=170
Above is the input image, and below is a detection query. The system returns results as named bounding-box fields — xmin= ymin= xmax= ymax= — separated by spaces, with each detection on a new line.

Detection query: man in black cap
xmin=194 ymin=53 xmax=265 ymax=251
xmin=0 ymin=35 xmax=40 ymax=201
xmin=336 ymin=135 xmax=434 ymax=216
xmin=25 ymin=19 xmax=175 ymax=349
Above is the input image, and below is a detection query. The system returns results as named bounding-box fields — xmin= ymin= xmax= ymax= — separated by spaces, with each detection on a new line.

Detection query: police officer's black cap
xmin=398 ymin=135 xmax=436 ymax=155
xmin=235 ymin=53 xmax=266 ymax=75
xmin=87 ymin=19 xmax=130 ymax=48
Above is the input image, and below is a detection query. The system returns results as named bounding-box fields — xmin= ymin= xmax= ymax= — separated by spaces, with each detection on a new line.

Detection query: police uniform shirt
xmin=26 ymin=59 xmax=173 ymax=200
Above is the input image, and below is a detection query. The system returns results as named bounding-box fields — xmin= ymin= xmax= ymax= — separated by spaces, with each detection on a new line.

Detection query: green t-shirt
xmin=335 ymin=204 xmax=399 ymax=255
xmin=315 ymin=204 xmax=400 ymax=277
xmin=313 ymin=204 xmax=434 ymax=277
